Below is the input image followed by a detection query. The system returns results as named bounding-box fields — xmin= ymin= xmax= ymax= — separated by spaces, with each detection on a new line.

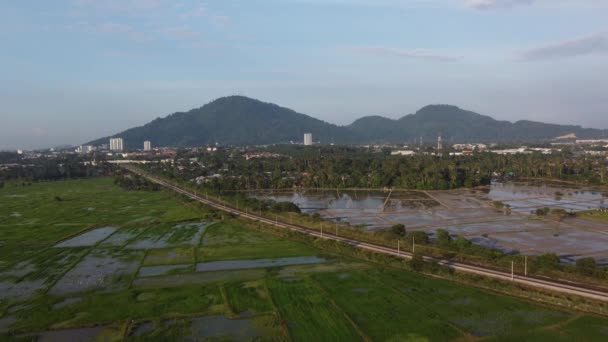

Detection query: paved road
xmin=125 ymin=166 xmax=608 ymax=303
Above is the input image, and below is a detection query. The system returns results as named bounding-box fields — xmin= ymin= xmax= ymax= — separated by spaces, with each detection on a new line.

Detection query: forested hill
xmin=88 ymin=96 xmax=356 ymax=148
xmin=89 ymin=96 xmax=608 ymax=148
xmin=348 ymin=105 xmax=608 ymax=143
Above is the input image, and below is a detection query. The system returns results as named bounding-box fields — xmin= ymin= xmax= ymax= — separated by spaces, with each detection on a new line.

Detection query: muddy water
xmin=189 ymin=316 xmax=260 ymax=340
xmin=36 ymin=327 xmax=104 ymax=342
xmin=196 ymin=256 xmax=326 ymax=272
xmin=248 ymin=183 xmax=608 ymax=261
xmin=138 ymin=264 xmax=191 ymax=277
xmin=126 ymin=222 xmax=208 ymax=249
xmin=129 ymin=321 xmax=154 ymax=337
xmin=50 ymin=249 xmax=142 ymax=295
xmin=55 ymin=227 xmax=117 ymax=247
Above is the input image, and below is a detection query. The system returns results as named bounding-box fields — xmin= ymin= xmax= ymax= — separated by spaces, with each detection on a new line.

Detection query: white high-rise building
xmin=143 ymin=140 xmax=152 ymax=151
xmin=109 ymin=138 xmax=124 ymax=152
xmin=304 ymin=133 xmax=313 ymax=146
xmin=75 ymin=145 xmax=94 ymax=154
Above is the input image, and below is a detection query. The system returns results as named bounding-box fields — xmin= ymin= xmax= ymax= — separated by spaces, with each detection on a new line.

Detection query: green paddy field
xmin=1 ymin=178 xmax=607 ymax=341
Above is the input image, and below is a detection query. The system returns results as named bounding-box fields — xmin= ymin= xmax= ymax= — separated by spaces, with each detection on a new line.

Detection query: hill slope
xmin=89 ymin=96 xmax=607 ymax=147
xmin=88 ymin=96 xmax=357 ymax=148
xmin=349 ymin=105 xmax=607 ymax=143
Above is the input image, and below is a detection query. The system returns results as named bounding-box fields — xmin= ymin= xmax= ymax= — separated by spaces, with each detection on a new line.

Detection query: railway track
xmin=124 ymin=165 xmax=608 ymax=303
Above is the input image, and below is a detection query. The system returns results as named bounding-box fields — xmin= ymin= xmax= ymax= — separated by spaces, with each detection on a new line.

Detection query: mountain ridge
xmin=88 ymin=96 xmax=608 ymax=148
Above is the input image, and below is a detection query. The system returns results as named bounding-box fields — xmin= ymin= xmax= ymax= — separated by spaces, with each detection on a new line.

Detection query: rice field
xmin=1 ymin=178 xmax=608 ymax=341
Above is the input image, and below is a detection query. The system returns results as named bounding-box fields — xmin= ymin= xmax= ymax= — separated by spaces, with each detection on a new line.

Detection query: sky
xmin=1 ymin=0 xmax=607 ymax=150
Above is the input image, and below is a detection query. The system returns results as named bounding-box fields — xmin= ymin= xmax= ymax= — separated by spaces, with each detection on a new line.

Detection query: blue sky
xmin=1 ymin=0 xmax=607 ymax=149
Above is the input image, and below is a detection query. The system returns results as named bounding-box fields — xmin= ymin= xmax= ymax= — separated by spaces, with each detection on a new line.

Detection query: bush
xmin=492 ymin=201 xmax=504 ymax=209
xmin=54 ymin=196 xmax=63 ymax=202
xmin=551 ymin=208 xmax=568 ymax=220
xmin=409 ymin=253 xmax=425 ymax=272
xmin=454 ymin=236 xmax=472 ymax=250
xmin=533 ymin=253 xmax=561 ymax=271
xmin=406 ymin=231 xmax=429 ymax=245
xmin=390 ymin=224 xmax=406 ymax=237
xmin=271 ymin=201 xmax=301 ymax=213
xmin=436 ymin=229 xmax=452 ymax=245
xmin=535 ymin=207 xmax=551 ymax=217
xmin=575 ymin=257 xmax=597 ymax=276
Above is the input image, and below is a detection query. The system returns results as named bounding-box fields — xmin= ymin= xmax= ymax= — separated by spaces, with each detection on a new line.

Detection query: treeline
xmin=381 ymin=226 xmax=605 ymax=279
xmin=0 ymin=155 xmax=111 ymax=182
xmin=114 ymin=174 xmax=160 ymax=191
xmin=154 ymin=146 xmax=607 ymax=192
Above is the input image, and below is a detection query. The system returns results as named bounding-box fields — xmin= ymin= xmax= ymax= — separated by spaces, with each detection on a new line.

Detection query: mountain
xmin=89 ymin=96 xmax=608 ymax=148
xmin=88 ymin=96 xmax=356 ymax=148
xmin=349 ymin=105 xmax=608 ymax=144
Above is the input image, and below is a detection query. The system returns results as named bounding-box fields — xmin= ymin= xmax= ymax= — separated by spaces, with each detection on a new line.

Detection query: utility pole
xmin=511 ymin=260 xmax=514 ymax=281
xmin=335 ymin=223 xmax=338 ymax=237
xmin=524 ymin=256 xmax=528 ymax=277
xmin=397 ymin=240 xmax=400 ymax=257
xmin=321 ymin=223 xmax=323 ymax=238
xmin=275 ymin=215 xmax=278 ymax=226
xmin=412 ymin=237 xmax=415 ymax=254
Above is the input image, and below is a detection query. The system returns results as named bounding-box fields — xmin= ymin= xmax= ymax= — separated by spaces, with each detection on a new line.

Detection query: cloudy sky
xmin=1 ymin=0 xmax=607 ymax=149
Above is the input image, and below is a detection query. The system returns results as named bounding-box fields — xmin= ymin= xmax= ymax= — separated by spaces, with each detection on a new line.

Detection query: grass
xmin=371 ymin=268 xmax=572 ymax=338
xmin=313 ymin=271 xmax=461 ymax=341
xmin=198 ymin=221 xmax=318 ymax=262
xmin=266 ymin=277 xmax=363 ymax=341
xmin=3 ymin=178 xmax=608 ymax=341
xmin=143 ymin=247 xmax=195 ymax=266
xmin=0 ymin=178 xmax=205 ymax=267
xmin=578 ymin=210 xmax=608 ymax=223
xmin=224 ymin=280 xmax=273 ymax=315
xmin=10 ymin=285 xmax=224 ymax=331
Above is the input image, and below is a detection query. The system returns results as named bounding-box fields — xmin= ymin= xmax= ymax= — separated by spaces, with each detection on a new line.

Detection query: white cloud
xmin=520 ymin=31 xmax=608 ymax=61
xmin=464 ymin=0 xmax=535 ymax=10
xmin=160 ymin=26 xmax=200 ymax=40
xmin=346 ymin=46 xmax=462 ymax=62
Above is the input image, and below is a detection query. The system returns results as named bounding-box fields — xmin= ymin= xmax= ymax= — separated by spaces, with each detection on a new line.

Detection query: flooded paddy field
xmin=195 ymin=256 xmax=326 ymax=272
xmin=249 ymin=182 xmax=608 ymax=263
xmin=3 ymin=178 xmax=608 ymax=341
xmin=125 ymin=222 xmax=208 ymax=249
xmin=49 ymin=248 xmax=144 ymax=296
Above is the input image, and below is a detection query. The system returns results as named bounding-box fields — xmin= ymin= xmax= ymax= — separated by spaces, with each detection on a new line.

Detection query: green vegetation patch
xmin=11 ymin=285 xmax=224 ymax=332
xmin=314 ymin=271 xmax=461 ymax=341
xmin=0 ymin=178 xmax=204 ymax=266
xmin=143 ymin=247 xmax=195 ymax=266
xmin=224 ymin=280 xmax=273 ymax=315
xmin=374 ymin=269 xmax=572 ymax=338
xmin=132 ymin=269 xmax=266 ymax=289
xmin=198 ymin=222 xmax=318 ymax=262
xmin=127 ymin=222 xmax=206 ymax=249
xmin=266 ymin=277 xmax=362 ymax=341
xmin=125 ymin=314 xmax=287 ymax=342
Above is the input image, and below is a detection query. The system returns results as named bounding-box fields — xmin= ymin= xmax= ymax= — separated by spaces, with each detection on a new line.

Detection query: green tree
xmin=534 ymin=253 xmax=561 ymax=271
xmin=409 ymin=253 xmax=425 ymax=272
xmin=535 ymin=207 xmax=551 ymax=217
xmin=390 ymin=224 xmax=406 ymax=237
xmin=551 ymin=208 xmax=568 ymax=221
xmin=575 ymin=257 xmax=597 ymax=276
xmin=406 ymin=231 xmax=429 ymax=245
xmin=436 ymin=229 xmax=452 ymax=246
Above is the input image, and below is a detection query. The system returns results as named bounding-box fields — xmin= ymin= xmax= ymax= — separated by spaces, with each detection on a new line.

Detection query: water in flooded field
xmin=54 ymin=227 xmax=117 ymax=247
xmin=246 ymin=182 xmax=608 ymax=263
xmin=196 ymin=256 xmax=326 ymax=272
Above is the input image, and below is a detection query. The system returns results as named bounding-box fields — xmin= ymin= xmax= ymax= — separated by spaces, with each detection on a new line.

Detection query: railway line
xmin=124 ymin=165 xmax=608 ymax=303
